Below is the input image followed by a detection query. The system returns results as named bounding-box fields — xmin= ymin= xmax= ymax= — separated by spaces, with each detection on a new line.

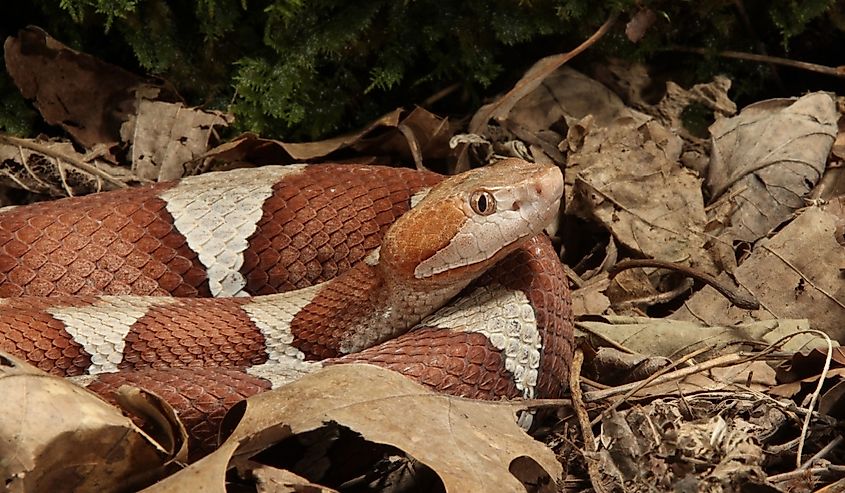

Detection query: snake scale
xmin=0 ymin=158 xmax=574 ymax=457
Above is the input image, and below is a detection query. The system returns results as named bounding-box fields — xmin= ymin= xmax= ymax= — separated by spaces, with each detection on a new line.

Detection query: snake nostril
xmin=535 ymin=185 xmax=544 ymax=195
xmin=511 ymin=200 xmax=521 ymax=211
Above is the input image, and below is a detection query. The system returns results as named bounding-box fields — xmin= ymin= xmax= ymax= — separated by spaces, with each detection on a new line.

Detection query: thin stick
xmin=768 ymin=465 xmax=845 ymax=483
xmin=608 ymin=258 xmax=760 ymax=310
xmin=0 ymin=135 xmax=136 ymax=189
xmin=590 ymin=346 xmax=711 ymax=426
xmin=667 ymin=46 xmax=845 ymax=79
xmin=583 ymin=352 xmax=784 ymax=402
xmin=795 ymin=330 xmax=833 ymax=469
xmin=800 ymin=435 xmax=843 ymax=471
xmin=569 ymin=349 xmax=610 ymax=492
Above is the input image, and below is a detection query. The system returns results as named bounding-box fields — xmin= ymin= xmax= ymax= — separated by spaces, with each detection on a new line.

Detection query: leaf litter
xmin=0 ymin=24 xmax=844 ymax=492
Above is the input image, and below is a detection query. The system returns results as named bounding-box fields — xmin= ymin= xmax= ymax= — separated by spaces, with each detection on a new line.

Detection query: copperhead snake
xmin=0 ymin=158 xmax=573 ymax=458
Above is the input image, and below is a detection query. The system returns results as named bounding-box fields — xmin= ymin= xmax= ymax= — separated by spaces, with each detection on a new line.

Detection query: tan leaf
xmin=578 ymin=316 xmax=829 ymax=358
xmin=569 ymin=117 xmax=713 ymax=273
xmin=707 ymin=93 xmax=838 ymax=243
xmin=349 ymin=106 xmax=459 ymax=168
xmin=503 ymin=66 xmax=636 ymax=134
xmin=709 ymin=361 xmax=777 ymax=391
xmin=570 ymin=278 xmax=611 ymax=317
xmin=673 ymin=198 xmax=845 ymax=339
xmin=250 ymin=465 xmax=339 ymax=493
xmin=123 ymin=100 xmax=232 ymax=181
xmin=467 ymin=22 xmax=618 ymax=138
xmin=275 ymin=108 xmax=404 ymax=160
xmin=0 ymin=352 xmax=177 ymax=492
xmin=830 ymin=96 xmax=844 ymax=160
xmin=593 ymin=60 xmax=736 ymax=141
xmin=145 ymin=364 xmax=561 ymax=492
xmin=114 ymin=385 xmax=189 ymax=463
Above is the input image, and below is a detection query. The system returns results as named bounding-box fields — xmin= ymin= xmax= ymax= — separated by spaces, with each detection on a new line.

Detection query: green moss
xmin=3 ymin=0 xmax=842 ymax=141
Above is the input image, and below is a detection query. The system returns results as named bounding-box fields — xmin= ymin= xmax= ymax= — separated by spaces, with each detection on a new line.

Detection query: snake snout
xmin=535 ymin=165 xmax=564 ymax=203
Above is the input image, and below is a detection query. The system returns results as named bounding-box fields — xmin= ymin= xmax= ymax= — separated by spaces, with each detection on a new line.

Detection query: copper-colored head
xmin=379 ymin=159 xmax=563 ymax=284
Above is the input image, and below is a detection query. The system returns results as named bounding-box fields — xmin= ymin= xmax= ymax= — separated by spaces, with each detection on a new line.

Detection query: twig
xmin=608 ymin=258 xmax=760 ymax=310
xmin=768 ymin=465 xmax=845 ymax=483
xmin=813 ymin=475 xmax=845 ymax=492
xmin=667 ymin=46 xmax=845 ymax=79
xmin=0 ymin=134 xmax=137 ymax=189
xmin=421 ymin=83 xmax=461 ymax=107
xmin=800 ymin=435 xmax=844 ymax=471
xmin=569 ymin=349 xmax=610 ymax=493
xmin=583 ymin=351 xmax=783 ymax=402
xmin=590 ymin=345 xmax=712 ymax=426
xmin=795 ymin=330 xmax=833 ymax=469
xmin=512 ymin=397 xmax=572 ymax=410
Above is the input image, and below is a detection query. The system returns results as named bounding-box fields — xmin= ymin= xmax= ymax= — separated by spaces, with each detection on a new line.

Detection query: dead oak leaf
xmin=196 ymin=107 xmax=455 ymax=174
xmin=673 ymin=197 xmax=845 ymax=338
xmin=0 ymin=352 xmax=182 ymax=492
xmin=707 ymin=92 xmax=837 ymax=244
xmin=122 ymin=100 xmax=232 ymax=181
xmin=145 ymin=364 xmax=561 ymax=492
xmin=569 ymin=117 xmax=714 ymax=273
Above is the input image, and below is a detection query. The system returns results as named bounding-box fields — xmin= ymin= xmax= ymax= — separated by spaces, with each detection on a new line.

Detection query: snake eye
xmin=470 ymin=190 xmax=496 ymax=216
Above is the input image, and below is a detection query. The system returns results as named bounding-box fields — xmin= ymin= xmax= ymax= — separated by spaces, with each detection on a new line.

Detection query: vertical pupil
xmin=477 ymin=194 xmax=487 ymax=212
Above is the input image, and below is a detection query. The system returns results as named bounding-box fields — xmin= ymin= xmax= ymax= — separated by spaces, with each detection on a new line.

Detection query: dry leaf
xmin=250 ymin=464 xmax=339 ymax=493
xmin=707 ymin=92 xmax=838 ymax=243
xmin=469 ymin=54 xmax=579 ymax=136
xmin=570 ymin=278 xmax=611 ymax=316
xmin=197 ymin=108 xmax=456 ymax=174
xmin=776 ymin=347 xmax=845 ymax=383
xmin=673 ymin=198 xmax=845 ymax=339
xmin=593 ymin=60 xmax=736 ymax=141
xmin=146 ymin=364 xmax=561 ymax=492
xmin=0 ymin=134 xmax=142 ymax=196
xmin=605 ymin=267 xmax=662 ymax=309
xmin=114 ymin=385 xmax=190 ymax=463
xmin=276 ymin=108 xmax=405 ymax=161
xmin=464 ymin=65 xmax=639 ymax=168
xmin=578 ymin=316 xmax=829 ymax=358
xmin=0 ymin=352 xmax=179 ymax=492
xmin=4 ymin=26 xmax=178 ymax=158
xmin=504 ymin=66 xmax=636 ymax=133
xmin=123 ymin=100 xmax=232 ymax=181
xmin=569 ymin=117 xmax=714 ymax=273
xmin=589 ymin=347 xmax=672 ymax=384
xmin=597 ymin=399 xmax=777 ymax=490
xmin=708 ymin=360 xmax=777 ymax=391
xmin=349 ymin=106 xmax=458 ymax=168
xmin=833 ymin=101 xmax=845 ymax=160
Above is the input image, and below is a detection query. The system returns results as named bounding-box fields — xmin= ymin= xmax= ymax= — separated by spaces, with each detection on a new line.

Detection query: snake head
xmin=379 ymin=158 xmax=563 ymax=284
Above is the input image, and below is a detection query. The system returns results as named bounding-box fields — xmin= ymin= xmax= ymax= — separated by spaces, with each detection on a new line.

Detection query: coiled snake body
xmin=0 ymin=159 xmax=573 ymax=456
